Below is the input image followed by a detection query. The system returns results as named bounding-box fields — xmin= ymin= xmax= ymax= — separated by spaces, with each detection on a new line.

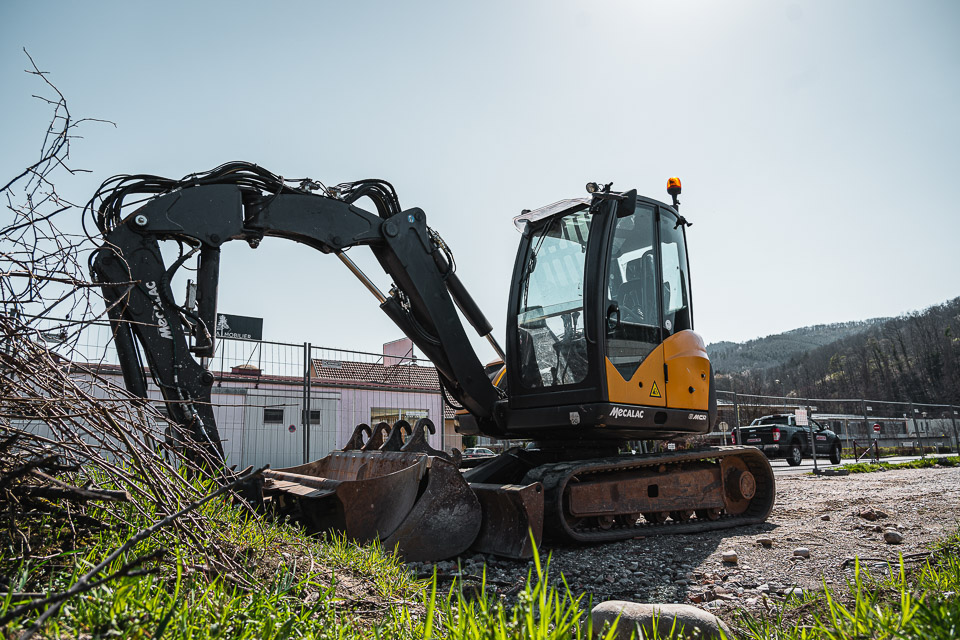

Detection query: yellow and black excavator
xmin=90 ymin=163 xmax=774 ymax=561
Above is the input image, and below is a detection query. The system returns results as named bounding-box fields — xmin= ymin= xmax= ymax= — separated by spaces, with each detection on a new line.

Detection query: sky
xmin=2 ymin=0 xmax=959 ymax=360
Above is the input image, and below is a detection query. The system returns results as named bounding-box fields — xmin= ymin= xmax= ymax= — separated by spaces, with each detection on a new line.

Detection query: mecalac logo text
xmin=688 ymin=413 xmax=707 ymax=421
xmin=609 ymin=406 xmax=644 ymax=420
xmin=145 ymin=281 xmax=173 ymax=340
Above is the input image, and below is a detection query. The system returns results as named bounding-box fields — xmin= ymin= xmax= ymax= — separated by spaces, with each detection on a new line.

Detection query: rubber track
xmin=524 ymin=446 xmax=776 ymax=543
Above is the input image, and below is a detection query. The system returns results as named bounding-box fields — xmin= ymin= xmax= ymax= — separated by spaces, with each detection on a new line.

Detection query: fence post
xmin=910 ymin=402 xmax=924 ymax=458
xmin=951 ymin=406 xmax=959 ymax=455
xmin=807 ymin=403 xmax=818 ymax=472
xmin=303 ymin=342 xmax=312 ymax=464
xmin=861 ymin=399 xmax=870 ymax=455
xmin=733 ymin=392 xmax=742 ymax=447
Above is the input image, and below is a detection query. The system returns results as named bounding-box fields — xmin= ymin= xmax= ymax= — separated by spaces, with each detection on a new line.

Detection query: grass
xmin=2 ymin=473 xmax=614 ymax=640
xmin=4 ymin=468 xmax=960 ymax=639
xmin=732 ymin=530 xmax=960 ymax=640
xmin=840 ymin=456 xmax=960 ymax=474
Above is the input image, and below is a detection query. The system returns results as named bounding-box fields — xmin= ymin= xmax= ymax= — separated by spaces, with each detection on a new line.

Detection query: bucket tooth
xmin=468 ymin=482 xmax=544 ymax=559
xmin=361 ymin=422 xmax=391 ymax=451
xmin=383 ymin=457 xmax=481 ymax=561
xmin=380 ymin=420 xmax=411 ymax=451
xmin=400 ymin=418 xmax=462 ymax=466
xmin=342 ymin=423 xmax=372 ymax=451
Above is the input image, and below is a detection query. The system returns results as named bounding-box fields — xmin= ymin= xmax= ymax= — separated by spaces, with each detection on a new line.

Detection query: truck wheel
xmin=829 ymin=443 xmax=842 ymax=465
xmin=786 ymin=443 xmax=803 ymax=466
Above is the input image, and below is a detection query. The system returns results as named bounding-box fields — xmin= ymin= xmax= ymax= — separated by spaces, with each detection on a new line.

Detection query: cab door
xmin=602 ymin=203 xmax=666 ymax=408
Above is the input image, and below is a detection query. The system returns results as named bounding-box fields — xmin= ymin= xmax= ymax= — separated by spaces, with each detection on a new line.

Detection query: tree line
xmin=716 ymin=297 xmax=960 ymax=406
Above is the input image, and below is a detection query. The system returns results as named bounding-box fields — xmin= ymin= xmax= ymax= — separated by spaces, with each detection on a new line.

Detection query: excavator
xmin=89 ymin=162 xmax=774 ymax=561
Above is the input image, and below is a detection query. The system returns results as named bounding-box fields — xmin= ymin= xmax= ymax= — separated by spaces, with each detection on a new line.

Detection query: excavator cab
xmin=503 ymin=186 xmax=714 ymax=440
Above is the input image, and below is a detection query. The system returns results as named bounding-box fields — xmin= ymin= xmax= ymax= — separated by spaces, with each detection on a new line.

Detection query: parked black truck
xmin=732 ymin=414 xmax=842 ymax=466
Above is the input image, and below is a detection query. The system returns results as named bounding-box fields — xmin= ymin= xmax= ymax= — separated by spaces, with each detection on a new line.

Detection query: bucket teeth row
xmin=342 ymin=418 xmax=460 ymax=465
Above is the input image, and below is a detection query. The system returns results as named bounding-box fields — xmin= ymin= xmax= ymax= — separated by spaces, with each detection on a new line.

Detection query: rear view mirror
xmin=616 ymin=189 xmax=637 ymax=217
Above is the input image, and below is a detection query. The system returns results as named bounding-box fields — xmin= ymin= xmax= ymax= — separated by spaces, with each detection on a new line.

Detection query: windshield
xmin=516 ymin=207 xmax=591 ymax=388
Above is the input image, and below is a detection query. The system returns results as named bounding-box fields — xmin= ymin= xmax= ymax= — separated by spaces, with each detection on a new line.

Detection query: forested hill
xmin=711 ymin=297 xmax=960 ymax=405
xmin=708 ymin=320 xmax=887 ymax=374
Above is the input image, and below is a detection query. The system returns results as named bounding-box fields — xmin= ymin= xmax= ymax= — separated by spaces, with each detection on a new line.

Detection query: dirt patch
xmin=408 ymin=467 xmax=960 ymax=617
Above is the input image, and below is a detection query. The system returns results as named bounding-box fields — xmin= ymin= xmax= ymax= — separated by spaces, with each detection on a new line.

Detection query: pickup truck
xmin=731 ymin=414 xmax=842 ymax=466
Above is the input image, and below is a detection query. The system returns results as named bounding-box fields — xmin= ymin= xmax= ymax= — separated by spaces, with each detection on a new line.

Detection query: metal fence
xmin=27 ymin=316 xmax=960 ymax=466
xmin=715 ymin=390 xmax=960 ymax=456
xmin=32 ymin=317 xmax=450 ymax=471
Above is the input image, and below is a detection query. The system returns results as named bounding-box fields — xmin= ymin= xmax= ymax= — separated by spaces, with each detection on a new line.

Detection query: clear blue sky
xmin=2 ymin=1 xmax=958 ymax=357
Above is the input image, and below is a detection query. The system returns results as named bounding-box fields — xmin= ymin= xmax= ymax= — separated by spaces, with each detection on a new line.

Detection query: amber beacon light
xmin=666 ymin=176 xmax=682 ymax=210
xmin=666 ymin=177 xmax=682 ymax=196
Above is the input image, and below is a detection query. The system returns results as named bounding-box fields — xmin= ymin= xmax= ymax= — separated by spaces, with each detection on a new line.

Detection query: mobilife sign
xmin=216 ymin=313 xmax=263 ymax=340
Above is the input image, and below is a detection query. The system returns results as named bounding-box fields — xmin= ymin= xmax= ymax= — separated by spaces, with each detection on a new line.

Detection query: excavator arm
xmin=91 ymin=167 xmax=505 ymax=460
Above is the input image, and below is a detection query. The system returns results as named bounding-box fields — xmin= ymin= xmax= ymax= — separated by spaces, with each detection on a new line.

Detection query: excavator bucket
xmin=469 ymin=482 xmax=544 ymax=559
xmin=263 ymin=450 xmax=428 ymax=543
xmin=262 ymin=418 xmax=482 ymax=560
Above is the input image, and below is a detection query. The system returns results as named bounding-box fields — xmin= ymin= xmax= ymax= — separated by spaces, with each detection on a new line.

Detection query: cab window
xmin=658 ymin=210 xmax=692 ymax=335
xmin=605 ymin=204 xmax=660 ymax=380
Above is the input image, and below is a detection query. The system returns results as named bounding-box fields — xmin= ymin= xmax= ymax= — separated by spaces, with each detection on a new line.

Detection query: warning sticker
xmin=649 ymin=381 xmax=662 ymax=398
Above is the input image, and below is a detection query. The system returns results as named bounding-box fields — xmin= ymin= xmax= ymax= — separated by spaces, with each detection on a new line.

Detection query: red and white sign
xmin=873 ymin=423 xmax=881 ymax=433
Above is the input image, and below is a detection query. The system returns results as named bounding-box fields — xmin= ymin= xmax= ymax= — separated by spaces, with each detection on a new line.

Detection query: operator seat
xmin=617 ymin=252 xmax=657 ymax=321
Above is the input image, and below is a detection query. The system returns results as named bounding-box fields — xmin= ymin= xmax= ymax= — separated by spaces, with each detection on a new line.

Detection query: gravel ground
xmin=408 ymin=466 xmax=960 ymax=618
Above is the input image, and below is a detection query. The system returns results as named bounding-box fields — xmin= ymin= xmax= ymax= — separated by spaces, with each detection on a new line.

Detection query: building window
xmin=301 ymin=409 xmax=323 ymax=423
xmin=370 ymin=408 xmax=428 ymax=426
xmin=264 ymin=408 xmax=284 ymax=423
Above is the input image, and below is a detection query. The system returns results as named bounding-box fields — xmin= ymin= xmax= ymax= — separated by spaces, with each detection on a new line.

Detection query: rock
xmin=821 ymin=514 xmax=831 ymax=521
xmin=757 ymin=583 xmax=770 ymax=593
xmin=591 ymin=601 xmax=736 ymax=640
xmin=784 ymin=587 xmax=804 ymax=599
xmin=721 ymin=550 xmax=738 ymax=564
xmin=793 ymin=547 xmax=811 ymax=558
xmin=859 ymin=507 xmax=889 ymax=521
xmin=757 ymin=537 xmax=773 ymax=547
xmin=884 ymin=530 xmax=904 ymax=544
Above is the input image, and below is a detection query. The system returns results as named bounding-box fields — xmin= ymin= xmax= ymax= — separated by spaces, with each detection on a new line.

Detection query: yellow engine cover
xmin=604 ymin=330 xmax=710 ymax=412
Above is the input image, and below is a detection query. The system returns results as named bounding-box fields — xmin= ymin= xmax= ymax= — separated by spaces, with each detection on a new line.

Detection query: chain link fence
xmin=715 ymin=390 xmax=960 ymax=457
